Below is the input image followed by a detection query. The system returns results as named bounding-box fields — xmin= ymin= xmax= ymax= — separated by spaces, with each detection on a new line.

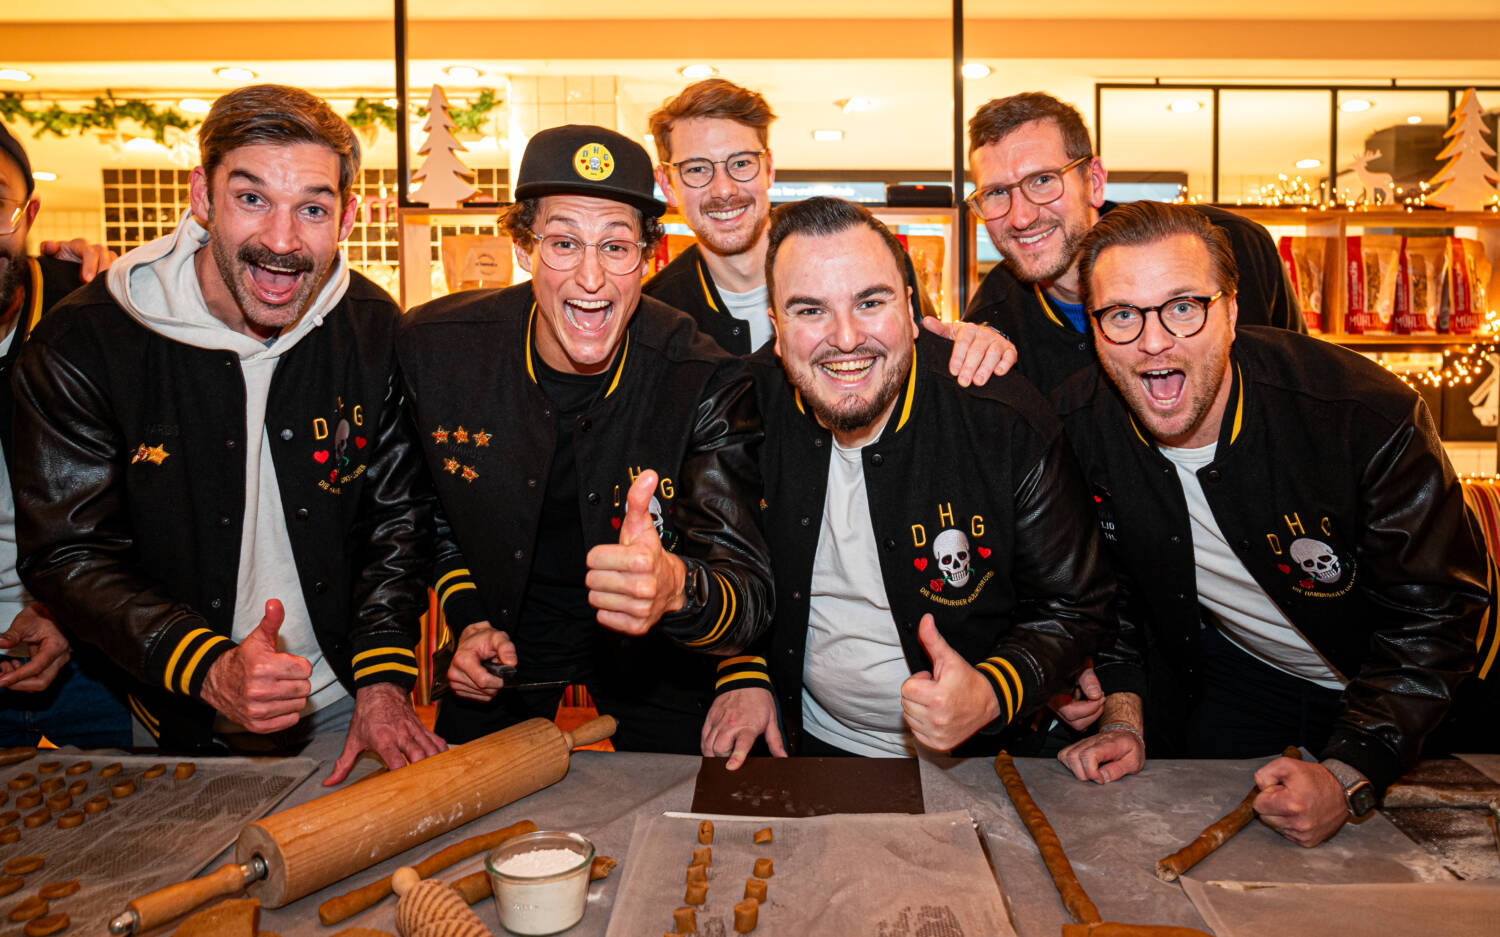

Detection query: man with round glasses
xmin=398 ymin=125 xmax=772 ymax=749
xmin=1052 ymin=200 xmax=1488 ymax=846
xmin=963 ymin=92 xmax=1302 ymax=399
xmin=643 ymin=79 xmax=1013 ymax=385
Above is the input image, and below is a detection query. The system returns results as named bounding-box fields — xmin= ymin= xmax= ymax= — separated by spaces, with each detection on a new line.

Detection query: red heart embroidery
xmin=610 ymin=517 xmax=622 ymax=529
xmin=313 ymin=450 xmax=330 ymax=464
xmin=1277 ymin=564 xmax=1291 ymax=574
xmin=977 ymin=546 xmax=991 ymax=558
xmin=1299 ymin=579 xmax=1314 ymax=589
xmin=929 ymin=579 xmax=943 ymax=592
xmin=355 ymin=437 xmax=367 ymax=449
xmin=913 ymin=557 xmax=927 ymax=571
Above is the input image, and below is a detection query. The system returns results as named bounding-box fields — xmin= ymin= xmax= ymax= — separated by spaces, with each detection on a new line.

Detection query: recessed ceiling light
xmin=1340 ymin=98 xmax=1373 ymax=112
xmin=383 ymin=98 xmax=400 ymax=108
xmin=812 ymin=129 xmax=844 ymax=142
xmin=1407 ymin=115 xmax=1423 ymax=124
xmin=215 ymin=66 xmax=256 ymax=81
xmin=31 ymin=171 xmax=56 ymax=182
xmin=178 ymin=98 xmax=211 ymax=114
xmin=1295 ymin=158 xmax=1322 ymax=169
xmin=839 ymin=97 xmax=874 ymax=113
xmin=444 ymin=65 xmax=481 ymax=82
xmin=124 ymin=137 xmax=163 ymax=153
xmin=679 ymin=64 xmax=717 ymax=80
xmin=961 ymin=63 xmax=992 ymax=80
xmin=1166 ymin=99 xmax=1202 ymax=114
xmin=0 ymin=69 xmax=32 ymax=82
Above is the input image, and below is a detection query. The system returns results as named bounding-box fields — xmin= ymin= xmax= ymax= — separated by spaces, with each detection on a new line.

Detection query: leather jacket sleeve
xmin=12 ymin=336 xmax=222 ymax=692
xmin=1320 ymin=403 xmax=1486 ymax=793
xmin=654 ymin=366 xmax=774 ymax=656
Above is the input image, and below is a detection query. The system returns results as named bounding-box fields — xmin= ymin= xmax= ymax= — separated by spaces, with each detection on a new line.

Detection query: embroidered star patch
xmin=461 ymin=465 xmax=478 ymax=483
xmin=443 ymin=458 xmax=460 ymax=474
xmin=132 ymin=443 xmax=169 ymax=465
xmin=432 ymin=426 xmax=449 ymax=445
xmin=453 ymin=426 xmax=469 ymax=444
xmin=472 ymin=430 xmax=491 ymax=447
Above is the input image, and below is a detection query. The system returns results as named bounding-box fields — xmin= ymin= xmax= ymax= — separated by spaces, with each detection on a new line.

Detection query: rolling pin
xmin=109 ymin=715 xmax=615 ymax=935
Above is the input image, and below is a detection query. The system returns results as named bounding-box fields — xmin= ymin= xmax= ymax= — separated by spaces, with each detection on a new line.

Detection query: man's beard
xmin=693 ymin=197 xmax=768 ymax=258
xmin=997 ymin=216 xmax=1088 ymax=286
xmin=784 ymin=340 xmax=912 ymax=438
xmin=209 ymin=231 xmax=323 ymax=331
xmin=0 ymin=245 xmax=26 ymax=318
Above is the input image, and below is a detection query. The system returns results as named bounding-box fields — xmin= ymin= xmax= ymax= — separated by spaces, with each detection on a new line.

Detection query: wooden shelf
xmin=1214 ymin=206 xmax=1500 ymax=228
xmin=1331 ymin=335 xmax=1498 ymax=347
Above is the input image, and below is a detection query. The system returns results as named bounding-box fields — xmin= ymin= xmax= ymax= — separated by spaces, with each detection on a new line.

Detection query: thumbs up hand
xmin=200 ymin=598 xmax=313 ymax=733
xmin=900 ymin=614 xmax=1002 ymax=752
xmin=585 ymin=469 xmax=688 ymax=635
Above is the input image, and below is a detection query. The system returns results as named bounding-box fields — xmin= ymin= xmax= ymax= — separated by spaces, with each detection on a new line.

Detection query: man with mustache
xmin=701 ymin=197 xmax=1118 ymax=765
xmin=1053 ymin=200 xmax=1488 ymax=845
xmin=644 ymin=79 xmax=1013 ymax=384
xmin=12 ymin=85 xmax=442 ymax=784
xmin=399 ymin=125 xmax=771 ymax=750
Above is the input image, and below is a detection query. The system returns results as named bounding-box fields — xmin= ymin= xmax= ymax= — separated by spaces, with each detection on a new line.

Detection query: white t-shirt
xmin=1159 ymin=442 xmax=1345 ymax=690
xmin=801 ymin=439 xmax=917 ymax=757
xmin=0 ymin=315 xmax=27 ymax=639
xmin=719 ymin=284 xmax=773 ymax=352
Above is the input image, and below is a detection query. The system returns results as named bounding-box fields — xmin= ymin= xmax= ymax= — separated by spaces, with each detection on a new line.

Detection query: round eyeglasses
xmin=1091 ymin=291 xmax=1224 ymax=345
xmin=965 ymin=155 xmax=1090 ymax=221
xmin=670 ymin=151 xmax=766 ymax=189
xmin=0 ymin=198 xmax=32 ymax=237
xmin=529 ymin=232 xmax=646 ymax=275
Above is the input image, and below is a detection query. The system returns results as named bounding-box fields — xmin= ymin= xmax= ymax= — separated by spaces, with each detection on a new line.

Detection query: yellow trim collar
xmin=526 ymin=301 xmax=630 ymax=398
xmin=1033 ymin=284 xmax=1069 ymax=329
xmin=695 ymin=256 xmax=721 ymax=313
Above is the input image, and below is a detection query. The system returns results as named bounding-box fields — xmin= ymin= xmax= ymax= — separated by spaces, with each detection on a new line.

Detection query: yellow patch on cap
xmin=573 ymin=142 xmax=615 ymax=181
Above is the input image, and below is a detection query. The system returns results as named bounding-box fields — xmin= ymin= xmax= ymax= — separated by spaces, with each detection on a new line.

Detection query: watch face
xmin=1348 ymin=781 xmax=1377 ymax=818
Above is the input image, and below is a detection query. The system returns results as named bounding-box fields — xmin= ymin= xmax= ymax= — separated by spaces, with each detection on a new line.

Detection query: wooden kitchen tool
xmin=109 ymin=715 xmax=615 ymax=935
xmin=1155 ymin=746 xmax=1302 ymax=882
xmin=994 ymin=752 xmax=1213 ymax=937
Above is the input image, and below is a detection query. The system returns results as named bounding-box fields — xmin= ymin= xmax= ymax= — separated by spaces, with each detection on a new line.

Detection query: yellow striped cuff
xmin=715 ymin=671 xmax=773 ymax=690
xmin=684 ymin=571 xmax=737 ymax=648
xmin=976 ymin=655 xmax=1024 ymax=725
xmin=353 ymin=661 xmax=421 ymax=681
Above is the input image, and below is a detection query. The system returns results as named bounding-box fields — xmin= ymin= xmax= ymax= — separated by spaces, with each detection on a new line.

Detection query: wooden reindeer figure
xmin=1351 ymin=149 xmax=1396 ymax=205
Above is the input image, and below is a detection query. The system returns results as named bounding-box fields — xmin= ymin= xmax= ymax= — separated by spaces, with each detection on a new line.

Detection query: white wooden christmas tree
xmin=1426 ymin=88 xmax=1500 ymax=211
xmin=411 ymin=84 xmax=478 ymax=209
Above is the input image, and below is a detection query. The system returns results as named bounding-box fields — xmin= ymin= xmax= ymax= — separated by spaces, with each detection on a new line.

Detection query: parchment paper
xmin=1458 ymin=753 xmax=1500 ymax=786
xmin=1180 ymin=877 xmax=1500 ymax=937
xmin=0 ymin=750 xmax=315 ymax=935
xmin=604 ymin=811 xmax=1015 ymax=937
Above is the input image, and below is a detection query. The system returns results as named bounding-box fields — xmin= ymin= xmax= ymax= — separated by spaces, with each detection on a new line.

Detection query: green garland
xmin=345 ymin=88 xmax=500 ymax=134
xmin=0 ymin=92 xmax=196 ymax=143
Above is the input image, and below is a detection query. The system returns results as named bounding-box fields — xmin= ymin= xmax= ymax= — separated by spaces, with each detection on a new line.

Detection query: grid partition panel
xmin=101 ymin=168 xmax=191 ymax=255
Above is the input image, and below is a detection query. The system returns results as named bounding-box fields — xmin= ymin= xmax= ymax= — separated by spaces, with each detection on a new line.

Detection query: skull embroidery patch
xmin=1289 ymin=537 xmax=1342 ymax=584
xmin=933 ymin=528 xmax=972 ymax=588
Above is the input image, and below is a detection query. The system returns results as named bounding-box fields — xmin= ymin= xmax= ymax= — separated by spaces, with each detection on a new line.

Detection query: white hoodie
xmin=106 ymin=214 xmax=350 ymax=722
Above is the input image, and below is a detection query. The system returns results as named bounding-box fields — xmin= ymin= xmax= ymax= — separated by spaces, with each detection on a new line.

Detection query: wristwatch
xmin=1324 ymin=758 xmax=1377 ymax=820
xmin=680 ymin=561 xmax=711 ymax=614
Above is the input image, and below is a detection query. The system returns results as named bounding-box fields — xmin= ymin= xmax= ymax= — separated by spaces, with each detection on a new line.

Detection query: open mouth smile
xmin=818 ymin=357 xmax=877 ymax=384
xmin=247 ymin=262 xmax=306 ymax=304
xmin=564 ymin=298 xmax=612 ymax=333
xmin=704 ymin=205 xmax=749 ymax=222
xmin=1140 ymin=368 xmax=1186 ymax=408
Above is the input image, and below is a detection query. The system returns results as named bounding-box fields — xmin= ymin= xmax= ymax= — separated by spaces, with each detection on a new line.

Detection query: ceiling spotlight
xmin=178 ymin=98 xmax=211 ymax=114
xmin=0 ymin=69 xmax=32 ymax=82
xmin=961 ymin=63 xmax=992 ymax=79
xmin=679 ymin=64 xmax=717 ymax=80
xmin=1407 ymin=115 xmax=1423 ymax=124
xmin=1166 ymin=99 xmax=1202 ymax=114
xmin=215 ymin=66 xmax=257 ymax=81
xmin=812 ymin=129 xmax=844 ymax=142
xmin=838 ymin=97 xmax=874 ymax=113
xmin=1340 ymin=98 xmax=1373 ymax=112
xmin=444 ymin=65 xmax=482 ymax=81
xmin=31 ymin=171 xmax=56 ymax=181
xmin=1295 ymin=158 xmax=1322 ymax=170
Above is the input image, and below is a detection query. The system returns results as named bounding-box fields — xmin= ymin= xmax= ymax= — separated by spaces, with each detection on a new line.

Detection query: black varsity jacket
xmin=396 ymin=283 xmax=773 ymax=669
xmin=12 ymin=273 xmax=433 ymax=749
xmin=716 ymin=335 xmax=1120 ymax=753
xmin=1053 ymin=326 xmax=1492 ymax=792
xmin=965 ymin=202 xmax=1305 ymax=398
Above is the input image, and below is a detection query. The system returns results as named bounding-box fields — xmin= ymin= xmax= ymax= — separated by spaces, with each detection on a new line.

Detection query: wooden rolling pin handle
xmin=564 ymin=715 xmax=617 ymax=749
xmin=111 ymin=857 xmax=266 ymax=934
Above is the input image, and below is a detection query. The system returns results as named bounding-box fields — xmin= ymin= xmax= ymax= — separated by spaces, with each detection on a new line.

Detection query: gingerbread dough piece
xmin=0 ymin=789 xmax=6 ymax=806
xmin=35 ymin=763 xmax=60 ymax=776
xmin=110 ymin=779 xmax=135 ymax=799
xmin=995 ymin=752 xmax=1102 ymax=926
xmin=24 ymin=912 xmax=69 ymax=936
xmin=1155 ymin=746 xmax=1303 ymax=883
xmin=7 ymin=774 xmax=34 ymax=791
xmin=143 ymin=764 xmax=166 ymax=780
xmin=173 ymin=763 xmax=196 ymax=781
xmin=0 ymin=809 xmax=17 ymax=825
xmin=684 ymin=882 xmax=707 ymax=905
xmin=733 ymin=898 xmax=759 ymax=933
xmin=16 ymin=790 xmax=41 ymax=809
xmin=97 ymin=763 xmax=121 ymax=779
xmin=7 ymin=895 xmax=47 ymax=922
xmin=64 ymin=762 xmax=90 ymax=777
xmin=752 ymin=858 xmax=772 ymax=879
xmin=696 ymin=819 xmax=714 ymax=845
xmin=672 ymin=906 xmax=697 ymax=932
xmin=55 ymin=810 xmax=83 ymax=830
xmin=744 ymin=878 xmax=766 ymax=903
xmin=691 ymin=847 xmax=711 ymax=867
xmin=752 ymin=828 xmax=772 ymax=844
xmin=685 ymin=864 xmax=706 ymax=885
xmin=44 ymin=793 xmax=71 ymax=812
xmin=0 ymin=748 xmax=36 ymax=768
xmin=0 ymin=877 xmax=23 ymax=897
xmin=38 ymin=778 xmax=63 ymax=796
xmin=83 ymin=796 xmax=109 ymax=815
xmin=0 ymin=826 xmax=18 ymax=844
xmin=4 ymin=856 xmax=42 ymax=876
xmin=37 ymin=881 xmax=78 ymax=901
xmin=590 ymin=856 xmax=616 ymax=881
xmin=22 ymin=809 xmax=50 ymax=828
xmin=65 ymin=781 xmax=85 ymax=798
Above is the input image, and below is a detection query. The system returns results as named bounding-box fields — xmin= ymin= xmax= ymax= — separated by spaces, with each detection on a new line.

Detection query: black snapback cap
xmin=0 ymin=122 xmax=34 ymax=198
xmin=514 ymin=124 xmax=665 ymax=218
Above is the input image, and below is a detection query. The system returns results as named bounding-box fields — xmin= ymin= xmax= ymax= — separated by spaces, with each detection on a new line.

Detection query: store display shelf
xmin=1331 ymin=334 xmax=1498 ymax=347
xmin=1221 ymin=206 xmax=1500 ymax=228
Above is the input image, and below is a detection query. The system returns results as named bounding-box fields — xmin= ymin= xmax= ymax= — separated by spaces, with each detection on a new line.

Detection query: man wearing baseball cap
xmin=399 ymin=125 xmax=772 ymax=749
xmin=0 ymin=120 xmax=131 ymax=747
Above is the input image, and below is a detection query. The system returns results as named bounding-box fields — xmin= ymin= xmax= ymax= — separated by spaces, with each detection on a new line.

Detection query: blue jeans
xmin=0 ymin=659 xmax=133 ymax=749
